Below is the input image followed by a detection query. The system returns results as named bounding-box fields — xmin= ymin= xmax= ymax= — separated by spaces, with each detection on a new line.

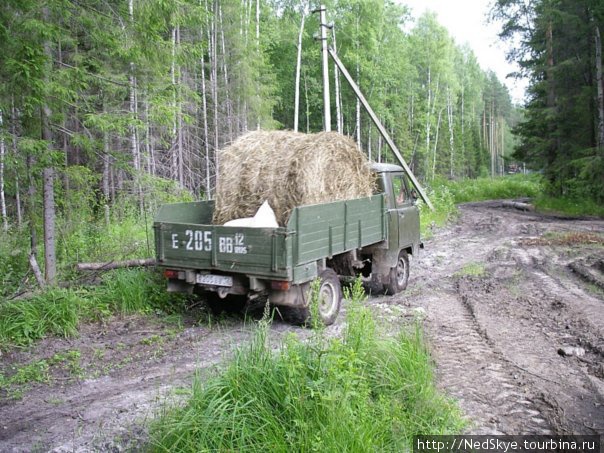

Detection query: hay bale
xmin=213 ymin=130 xmax=375 ymax=226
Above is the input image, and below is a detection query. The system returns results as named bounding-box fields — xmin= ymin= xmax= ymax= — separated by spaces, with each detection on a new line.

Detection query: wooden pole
xmin=328 ymin=48 xmax=434 ymax=210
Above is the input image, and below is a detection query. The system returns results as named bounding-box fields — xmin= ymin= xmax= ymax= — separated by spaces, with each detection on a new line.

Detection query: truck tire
xmin=285 ymin=269 xmax=342 ymax=327
xmin=384 ymin=250 xmax=409 ymax=295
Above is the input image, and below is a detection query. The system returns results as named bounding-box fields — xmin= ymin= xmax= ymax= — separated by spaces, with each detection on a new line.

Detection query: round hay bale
xmin=212 ymin=130 xmax=375 ymax=226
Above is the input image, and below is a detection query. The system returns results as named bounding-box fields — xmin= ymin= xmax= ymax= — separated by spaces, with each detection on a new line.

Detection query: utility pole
xmin=329 ymin=48 xmax=434 ymax=210
xmin=314 ymin=5 xmax=331 ymax=132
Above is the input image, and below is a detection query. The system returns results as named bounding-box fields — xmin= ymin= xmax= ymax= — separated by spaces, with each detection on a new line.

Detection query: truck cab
xmin=362 ymin=163 xmax=421 ymax=295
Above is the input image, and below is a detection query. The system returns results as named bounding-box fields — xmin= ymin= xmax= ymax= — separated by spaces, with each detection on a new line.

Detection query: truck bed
xmin=154 ymin=195 xmax=386 ymax=284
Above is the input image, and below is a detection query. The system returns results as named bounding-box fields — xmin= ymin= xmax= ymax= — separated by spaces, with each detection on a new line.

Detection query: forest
xmin=0 ymin=0 xmax=602 ymax=291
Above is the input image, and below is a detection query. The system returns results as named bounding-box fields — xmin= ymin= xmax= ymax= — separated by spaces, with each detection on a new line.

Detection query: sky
xmin=400 ymin=0 xmax=527 ymax=104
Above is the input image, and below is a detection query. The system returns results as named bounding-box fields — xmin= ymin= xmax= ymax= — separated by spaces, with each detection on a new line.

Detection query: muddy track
xmin=1 ymin=201 xmax=603 ymax=451
xmin=390 ymin=201 xmax=604 ymax=435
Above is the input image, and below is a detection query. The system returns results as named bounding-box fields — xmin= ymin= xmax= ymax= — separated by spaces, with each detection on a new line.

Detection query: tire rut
xmin=422 ymin=287 xmax=553 ymax=435
xmin=411 ymin=202 xmax=604 ymax=436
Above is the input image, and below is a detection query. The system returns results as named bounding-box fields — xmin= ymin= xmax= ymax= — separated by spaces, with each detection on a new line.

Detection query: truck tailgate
xmin=154 ymin=221 xmax=290 ymax=279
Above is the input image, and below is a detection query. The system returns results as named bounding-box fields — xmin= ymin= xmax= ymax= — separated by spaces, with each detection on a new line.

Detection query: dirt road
xmin=1 ymin=201 xmax=603 ymax=451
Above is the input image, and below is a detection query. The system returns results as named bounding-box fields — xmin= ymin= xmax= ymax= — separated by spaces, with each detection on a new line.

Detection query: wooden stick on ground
xmin=76 ymin=258 xmax=156 ymax=271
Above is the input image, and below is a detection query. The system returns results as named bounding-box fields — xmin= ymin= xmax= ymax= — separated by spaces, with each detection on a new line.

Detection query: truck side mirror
xmin=411 ymin=189 xmax=419 ymax=202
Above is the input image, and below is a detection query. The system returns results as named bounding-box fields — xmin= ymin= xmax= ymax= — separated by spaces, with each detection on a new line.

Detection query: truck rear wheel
xmin=385 ymin=250 xmax=409 ymax=295
xmin=285 ymin=269 xmax=342 ymax=327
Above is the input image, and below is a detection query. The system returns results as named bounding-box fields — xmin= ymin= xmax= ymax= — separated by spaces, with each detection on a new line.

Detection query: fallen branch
xmin=29 ymin=253 xmax=46 ymax=288
xmin=76 ymin=258 xmax=156 ymax=271
xmin=502 ymin=201 xmax=534 ymax=212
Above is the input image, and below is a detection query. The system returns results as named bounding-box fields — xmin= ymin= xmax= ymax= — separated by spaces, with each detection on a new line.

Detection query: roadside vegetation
xmin=0 ymin=269 xmax=189 ymax=349
xmin=420 ymin=173 xmax=603 ymax=236
xmin=149 ymin=280 xmax=464 ymax=451
xmin=0 ymin=177 xmax=193 ymax=350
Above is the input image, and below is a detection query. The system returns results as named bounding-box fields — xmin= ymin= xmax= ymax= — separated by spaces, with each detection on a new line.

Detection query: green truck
xmin=153 ymin=163 xmax=422 ymax=325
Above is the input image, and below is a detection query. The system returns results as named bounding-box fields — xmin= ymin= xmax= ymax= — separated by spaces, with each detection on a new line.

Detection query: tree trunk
xmin=144 ymin=96 xmax=156 ymax=177
xmin=43 ymin=168 xmax=57 ymax=285
xmin=332 ymin=26 xmax=343 ymax=134
xmin=41 ymin=6 xmax=56 ymax=285
xmin=218 ymin=5 xmax=233 ymax=142
xmin=0 ymin=109 xmax=8 ymax=232
xmin=447 ymin=88 xmax=455 ymax=178
xmin=367 ymin=122 xmax=372 ymax=161
xmin=200 ymin=24 xmax=211 ymax=198
xmin=171 ymin=26 xmax=184 ymax=186
xmin=432 ymin=107 xmax=443 ymax=181
xmin=461 ymin=86 xmax=465 ymax=177
xmin=595 ymin=24 xmax=604 ymax=150
xmin=304 ymin=69 xmax=310 ymax=133
xmin=26 ymin=153 xmax=37 ymax=254
xmin=29 ymin=253 xmax=45 ymax=288
xmin=76 ymin=258 xmax=156 ymax=271
xmin=255 ymin=0 xmax=260 ymax=129
xmin=210 ymin=0 xmax=219 ymax=184
xmin=128 ymin=0 xmax=143 ymax=215
xmin=11 ymin=99 xmax=22 ymax=228
xmin=293 ymin=10 xmax=305 ymax=132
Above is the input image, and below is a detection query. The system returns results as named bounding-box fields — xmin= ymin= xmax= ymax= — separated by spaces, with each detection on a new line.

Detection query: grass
xmin=148 ymin=279 xmax=464 ymax=452
xmin=534 ymin=195 xmax=604 ymax=218
xmin=0 ymin=268 xmax=190 ymax=349
xmin=454 ymin=262 xmax=487 ymax=278
xmin=441 ymin=174 xmax=543 ymax=203
xmin=417 ymin=173 xmax=604 ymax=236
xmin=419 ymin=174 xmax=542 ymax=236
xmin=0 ymin=349 xmax=84 ymax=400
xmin=0 ymin=289 xmax=82 ymax=347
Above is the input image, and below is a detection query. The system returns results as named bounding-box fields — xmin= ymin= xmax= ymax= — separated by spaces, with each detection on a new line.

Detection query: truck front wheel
xmin=385 ymin=250 xmax=409 ymax=295
xmin=315 ymin=269 xmax=342 ymax=326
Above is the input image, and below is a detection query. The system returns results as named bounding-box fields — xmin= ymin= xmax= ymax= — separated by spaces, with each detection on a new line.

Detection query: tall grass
xmin=534 ymin=195 xmax=604 ymax=218
xmin=0 ymin=269 xmax=188 ymax=349
xmin=419 ymin=174 xmax=545 ymax=235
xmin=148 ymin=280 xmax=464 ymax=451
xmin=0 ymin=289 xmax=81 ymax=347
xmin=441 ymin=174 xmax=543 ymax=203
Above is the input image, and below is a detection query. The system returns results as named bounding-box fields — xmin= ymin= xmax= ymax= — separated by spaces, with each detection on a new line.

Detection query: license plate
xmin=196 ymin=274 xmax=233 ymax=287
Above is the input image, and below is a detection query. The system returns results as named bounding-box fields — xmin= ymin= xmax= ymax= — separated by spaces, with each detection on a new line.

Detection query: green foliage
xmin=454 ymin=262 xmax=487 ymax=277
xmin=97 ymin=268 xmax=188 ymax=315
xmin=148 ymin=280 xmax=464 ymax=451
xmin=419 ymin=184 xmax=457 ymax=237
xmin=534 ymin=195 xmax=604 ymax=218
xmin=419 ymin=174 xmax=544 ymax=235
xmin=440 ymin=174 xmax=543 ymax=203
xmin=493 ymin=0 xmax=604 ymax=206
xmin=0 ymin=288 xmax=81 ymax=347
xmin=0 ymin=269 xmax=188 ymax=349
xmin=0 ymin=232 xmax=30 ymax=299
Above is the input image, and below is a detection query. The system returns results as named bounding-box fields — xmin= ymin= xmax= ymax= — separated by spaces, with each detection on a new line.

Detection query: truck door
xmin=391 ymin=173 xmax=420 ymax=249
